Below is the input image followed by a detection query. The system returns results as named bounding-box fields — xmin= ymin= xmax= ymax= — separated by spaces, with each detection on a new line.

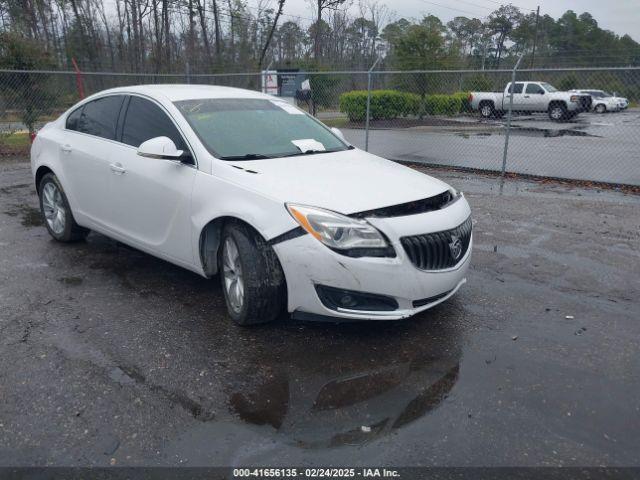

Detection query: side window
xmin=121 ymin=96 xmax=187 ymax=151
xmin=526 ymin=83 xmax=544 ymax=94
xmin=509 ymin=83 xmax=524 ymax=94
xmin=77 ymin=96 xmax=124 ymax=140
xmin=66 ymin=106 xmax=83 ymax=131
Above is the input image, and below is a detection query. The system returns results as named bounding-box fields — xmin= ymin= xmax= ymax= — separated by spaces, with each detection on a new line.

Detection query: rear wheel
xmin=38 ymin=173 xmax=88 ymax=242
xmin=219 ymin=222 xmax=286 ymax=326
xmin=479 ymin=102 xmax=495 ymax=118
xmin=548 ymin=103 xmax=567 ymax=122
xmin=595 ymin=104 xmax=606 ymax=114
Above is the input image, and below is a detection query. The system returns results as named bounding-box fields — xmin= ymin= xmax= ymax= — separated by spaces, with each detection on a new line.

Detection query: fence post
xmin=186 ymin=62 xmax=191 ymax=84
xmin=71 ymin=58 xmax=84 ymax=99
xmin=365 ymin=57 xmax=381 ymax=152
xmin=262 ymin=60 xmax=273 ymax=95
xmin=500 ymin=54 xmax=524 ymax=194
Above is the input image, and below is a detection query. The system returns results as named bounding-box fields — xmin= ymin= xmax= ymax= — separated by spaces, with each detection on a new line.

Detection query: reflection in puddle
xmin=228 ymin=320 xmax=462 ymax=448
xmin=455 ymin=126 xmax=598 ymax=139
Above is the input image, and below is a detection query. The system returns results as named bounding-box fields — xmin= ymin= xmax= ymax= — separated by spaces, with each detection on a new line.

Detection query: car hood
xmin=220 ymin=149 xmax=451 ymax=215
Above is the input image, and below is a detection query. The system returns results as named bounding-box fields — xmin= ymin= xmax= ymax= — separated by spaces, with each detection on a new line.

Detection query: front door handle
xmin=110 ymin=162 xmax=126 ymax=175
xmin=61 ymin=144 xmax=72 ymax=153
xmin=524 ymin=95 xmax=530 ymax=98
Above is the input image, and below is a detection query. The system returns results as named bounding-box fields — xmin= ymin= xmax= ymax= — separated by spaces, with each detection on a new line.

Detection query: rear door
xmin=107 ymin=95 xmax=197 ymax=264
xmin=61 ymin=95 xmax=125 ymax=226
xmin=524 ymin=83 xmax=546 ymax=110
xmin=505 ymin=82 xmax=527 ymax=111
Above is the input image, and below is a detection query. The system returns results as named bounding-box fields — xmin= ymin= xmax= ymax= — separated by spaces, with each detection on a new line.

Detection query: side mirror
xmin=331 ymin=127 xmax=347 ymax=142
xmin=539 ymin=91 xmax=545 ymax=95
xmin=137 ymin=136 xmax=183 ymax=160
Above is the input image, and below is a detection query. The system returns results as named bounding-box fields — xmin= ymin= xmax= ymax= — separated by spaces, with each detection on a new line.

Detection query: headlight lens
xmin=286 ymin=203 xmax=388 ymax=251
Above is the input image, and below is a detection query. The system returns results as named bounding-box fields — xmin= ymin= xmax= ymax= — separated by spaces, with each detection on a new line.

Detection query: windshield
xmin=174 ymin=98 xmax=349 ymax=159
xmin=541 ymin=82 xmax=558 ymax=92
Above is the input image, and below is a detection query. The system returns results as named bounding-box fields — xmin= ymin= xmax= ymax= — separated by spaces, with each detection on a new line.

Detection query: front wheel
xmin=219 ymin=223 xmax=286 ymax=326
xmin=38 ymin=173 xmax=88 ymax=242
xmin=595 ymin=104 xmax=606 ymax=114
xmin=548 ymin=103 xmax=567 ymax=122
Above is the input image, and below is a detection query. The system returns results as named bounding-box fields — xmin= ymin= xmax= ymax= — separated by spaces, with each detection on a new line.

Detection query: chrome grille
xmin=401 ymin=216 xmax=472 ymax=270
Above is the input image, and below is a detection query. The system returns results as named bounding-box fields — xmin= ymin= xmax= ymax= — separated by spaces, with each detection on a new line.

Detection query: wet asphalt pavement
xmin=0 ymin=159 xmax=639 ymax=467
xmin=345 ymin=109 xmax=640 ymax=186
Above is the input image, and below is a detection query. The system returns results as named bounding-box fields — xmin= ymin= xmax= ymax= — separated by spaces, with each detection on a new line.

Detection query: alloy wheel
xmin=222 ymin=237 xmax=245 ymax=313
xmin=42 ymin=182 xmax=66 ymax=235
xmin=551 ymin=107 xmax=563 ymax=120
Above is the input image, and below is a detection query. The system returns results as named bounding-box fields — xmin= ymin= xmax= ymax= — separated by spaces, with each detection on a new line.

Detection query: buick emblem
xmin=449 ymin=235 xmax=463 ymax=260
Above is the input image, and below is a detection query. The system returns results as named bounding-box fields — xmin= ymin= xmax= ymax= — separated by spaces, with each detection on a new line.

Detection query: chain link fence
xmin=1 ymin=67 xmax=639 ymax=186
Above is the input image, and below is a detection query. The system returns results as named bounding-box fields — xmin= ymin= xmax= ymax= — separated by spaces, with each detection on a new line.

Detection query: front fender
xmin=190 ymin=170 xmax=299 ymax=275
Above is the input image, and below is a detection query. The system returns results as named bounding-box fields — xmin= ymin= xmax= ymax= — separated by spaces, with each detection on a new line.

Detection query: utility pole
xmin=530 ymin=6 xmax=540 ymax=68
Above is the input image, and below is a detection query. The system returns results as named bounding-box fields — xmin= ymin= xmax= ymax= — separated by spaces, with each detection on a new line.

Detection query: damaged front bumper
xmin=273 ymin=195 xmax=472 ymax=321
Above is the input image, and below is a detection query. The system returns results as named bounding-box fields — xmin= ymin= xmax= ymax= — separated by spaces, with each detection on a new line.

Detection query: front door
xmin=107 ymin=95 xmax=197 ymax=265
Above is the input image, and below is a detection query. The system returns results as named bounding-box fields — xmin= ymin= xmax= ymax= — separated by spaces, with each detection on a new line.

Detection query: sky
xmin=273 ymin=0 xmax=640 ymax=42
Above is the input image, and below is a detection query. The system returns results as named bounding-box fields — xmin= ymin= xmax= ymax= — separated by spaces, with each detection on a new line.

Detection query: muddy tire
xmin=218 ymin=222 xmax=286 ymax=326
xmin=548 ymin=103 xmax=568 ymax=122
xmin=38 ymin=173 xmax=89 ymax=242
xmin=595 ymin=104 xmax=606 ymax=114
xmin=479 ymin=101 xmax=495 ymax=118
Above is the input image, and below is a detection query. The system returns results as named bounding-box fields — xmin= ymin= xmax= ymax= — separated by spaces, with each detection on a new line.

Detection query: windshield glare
xmin=175 ymin=98 xmax=348 ymax=159
xmin=541 ymin=82 xmax=558 ymax=92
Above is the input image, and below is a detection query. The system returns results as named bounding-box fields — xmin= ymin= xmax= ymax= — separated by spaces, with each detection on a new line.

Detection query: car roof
xmin=95 ymin=84 xmax=272 ymax=102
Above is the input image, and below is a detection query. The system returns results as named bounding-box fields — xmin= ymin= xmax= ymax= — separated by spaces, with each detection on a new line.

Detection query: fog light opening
xmin=315 ymin=285 xmax=399 ymax=312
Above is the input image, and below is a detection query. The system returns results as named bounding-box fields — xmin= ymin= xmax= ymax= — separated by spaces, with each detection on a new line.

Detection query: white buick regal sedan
xmin=31 ymin=85 xmax=472 ymax=325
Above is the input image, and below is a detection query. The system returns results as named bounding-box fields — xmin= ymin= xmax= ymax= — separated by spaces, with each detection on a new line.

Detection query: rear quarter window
xmin=66 ymin=106 xmax=83 ymax=131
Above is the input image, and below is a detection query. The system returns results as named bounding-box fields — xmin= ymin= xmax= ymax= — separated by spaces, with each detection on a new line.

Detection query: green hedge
xmin=424 ymin=92 xmax=470 ymax=115
xmin=339 ymin=90 xmax=420 ymax=121
xmin=339 ymin=90 xmax=470 ymax=121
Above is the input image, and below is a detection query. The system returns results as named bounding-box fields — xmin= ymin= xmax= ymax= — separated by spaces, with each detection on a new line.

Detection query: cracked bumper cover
xmin=273 ymin=195 xmax=472 ymax=321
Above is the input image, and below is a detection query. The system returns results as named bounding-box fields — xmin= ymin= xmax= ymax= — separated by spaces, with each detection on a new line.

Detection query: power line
xmin=415 ymin=0 xmax=487 ymax=17
xmin=475 ymin=0 xmax=537 ymax=12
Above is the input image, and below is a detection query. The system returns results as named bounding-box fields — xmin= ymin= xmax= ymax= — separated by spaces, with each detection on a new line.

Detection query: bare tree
xmin=311 ymin=0 xmax=347 ymax=61
xmin=258 ymin=0 xmax=285 ymax=68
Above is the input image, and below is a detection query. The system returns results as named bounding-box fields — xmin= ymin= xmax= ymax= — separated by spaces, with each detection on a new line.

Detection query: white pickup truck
xmin=468 ymin=81 xmax=592 ymax=121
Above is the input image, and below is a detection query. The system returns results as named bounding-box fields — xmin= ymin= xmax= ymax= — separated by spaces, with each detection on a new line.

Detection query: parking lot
xmin=1 ymin=158 xmax=638 ymax=467
xmin=344 ymin=109 xmax=640 ymax=186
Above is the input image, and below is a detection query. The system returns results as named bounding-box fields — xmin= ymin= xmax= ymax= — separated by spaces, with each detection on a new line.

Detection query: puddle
xmin=455 ymin=126 xmax=599 ymax=139
xmin=20 ymin=206 xmax=43 ymax=227
xmin=58 ymin=276 xmax=84 ymax=286
xmin=227 ymin=317 xmax=463 ymax=448
xmin=3 ymin=204 xmax=43 ymax=226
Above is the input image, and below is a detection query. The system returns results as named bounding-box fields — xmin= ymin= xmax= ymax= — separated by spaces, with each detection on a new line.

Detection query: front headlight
xmin=286 ymin=203 xmax=391 ymax=254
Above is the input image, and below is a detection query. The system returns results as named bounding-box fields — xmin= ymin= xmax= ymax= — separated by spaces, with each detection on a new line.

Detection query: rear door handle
xmin=61 ymin=144 xmax=72 ymax=153
xmin=524 ymin=95 xmax=530 ymax=98
xmin=110 ymin=162 xmax=126 ymax=175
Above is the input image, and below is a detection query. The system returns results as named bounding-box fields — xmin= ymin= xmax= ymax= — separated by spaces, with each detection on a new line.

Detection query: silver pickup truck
xmin=468 ymin=81 xmax=592 ymax=121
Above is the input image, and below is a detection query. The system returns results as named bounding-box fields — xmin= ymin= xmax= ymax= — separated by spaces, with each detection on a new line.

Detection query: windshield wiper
xmin=278 ymin=147 xmax=349 ymax=158
xmin=219 ymin=153 xmax=272 ymax=160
